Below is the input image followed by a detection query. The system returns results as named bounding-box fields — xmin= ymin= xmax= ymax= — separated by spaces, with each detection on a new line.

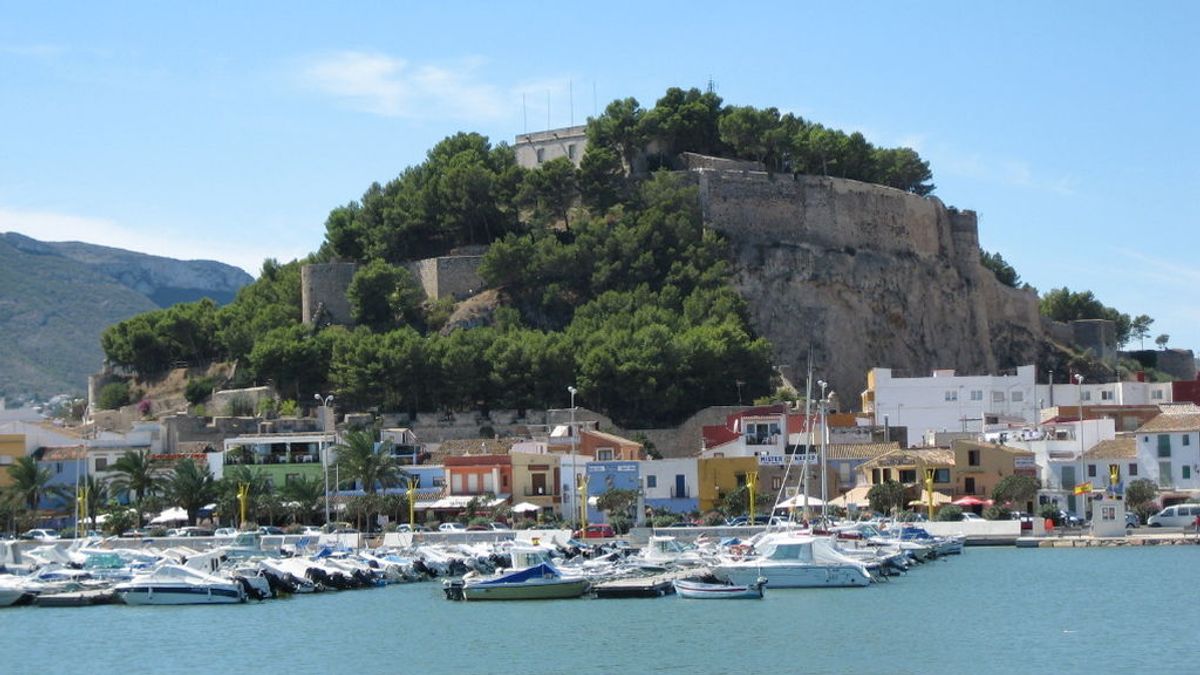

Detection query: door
xmin=532 ymin=473 xmax=547 ymax=496
xmin=675 ymin=474 xmax=686 ymax=499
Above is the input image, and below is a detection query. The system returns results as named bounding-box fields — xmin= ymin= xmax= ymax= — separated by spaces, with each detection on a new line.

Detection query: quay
xmin=592 ymin=570 xmax=688 ymax=598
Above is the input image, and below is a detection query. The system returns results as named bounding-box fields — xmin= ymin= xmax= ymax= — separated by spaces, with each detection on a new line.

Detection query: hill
xmin=0 ymin=232 xmax=252 ymax=399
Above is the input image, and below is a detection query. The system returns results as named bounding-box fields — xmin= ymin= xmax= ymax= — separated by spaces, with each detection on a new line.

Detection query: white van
xmin=1147 ymin=504 xmax=1200 ymax=528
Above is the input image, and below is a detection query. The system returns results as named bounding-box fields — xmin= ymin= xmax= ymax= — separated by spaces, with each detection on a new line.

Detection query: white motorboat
xmin=0 ymin=575 xmax=42 ymax=607
xmin=674 ymin=574 xmax=766 ymax=599
xmin=715 ymin=534 xmax=872 ymax=588
xmin=115 ymin=564 xmax=246 ymax=605
xmin=444 ymin=546 xmax=589 ymax=601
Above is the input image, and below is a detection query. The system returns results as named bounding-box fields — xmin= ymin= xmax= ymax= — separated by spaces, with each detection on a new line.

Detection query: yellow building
xmin=697 ymin=456 xmax=758 ymax=512
xmin=949 ymin=440 xmax=1036 ymax=500
xmin=508 ymin=452 xmax=562 ymax=513
xmin=0 ymin=434 xmax=25 ymax=488
xmin=857 ymin=448 xmax=956 ymax=495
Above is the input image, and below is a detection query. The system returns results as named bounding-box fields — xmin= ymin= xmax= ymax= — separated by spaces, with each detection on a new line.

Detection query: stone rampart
xmin=404 ymin=255 xmax=485 ymax=301
xmin=301 ymin=262 xmax=357 ymax=326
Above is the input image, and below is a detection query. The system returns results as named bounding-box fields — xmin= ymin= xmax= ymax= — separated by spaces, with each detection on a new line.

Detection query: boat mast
xmin=802 ymin=345 xmax=814 ymax=521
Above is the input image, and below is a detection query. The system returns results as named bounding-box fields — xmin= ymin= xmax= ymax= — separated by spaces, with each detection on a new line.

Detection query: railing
xmin=225 ymin=454 xmax=319 ymax=465
xmin=523 ymin=487 xmax=559 ymax=497
xmin=670 ymin=487 xmax=691 ymax=498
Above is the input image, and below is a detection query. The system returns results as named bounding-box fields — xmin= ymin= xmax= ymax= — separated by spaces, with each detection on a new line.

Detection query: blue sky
xmin=2 ymin=2 xmax=1197 ymax=352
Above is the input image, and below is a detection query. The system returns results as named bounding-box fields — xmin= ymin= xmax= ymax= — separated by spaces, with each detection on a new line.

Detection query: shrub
xmin=982 ymin=505 xmax=1011 ymax=520
xmin=1038 ymin=504 xmax=1060 ymax=523
xmin=278 ymin=399 xmax=299 ymax=417
xmin=184 ymin=377 xmax=215 ymax=405
xmin=226 ymin=395 xmax=254 ymax=417
xmin=256 ymin=397 xmax=278 ymax=418
xmin=936 ymin=504 xmax=964 ymax=522
xmin=97 ymin=381 xmax=131 ymax=410
xmin=192 ymin=403 xmax=207 ymax=417
xmin=650 ymin=514 xmax=678 ymax=528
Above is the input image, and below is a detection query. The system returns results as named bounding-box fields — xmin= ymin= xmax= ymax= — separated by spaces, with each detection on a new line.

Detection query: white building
xmin=639 ymin=458 xmax=698 ymax=503
xmin=1035 ymin=378 xmax=1172 ymax=412
xmin=985 ymin=418 xmax=1116 ymax=513
xmin=863 ymin=366 xmax=1038 ymax=445
xmin=514 ymin=125 xmax=588 ymax=169
xmin=1134 ymin=404 xmax=1200 ymax=499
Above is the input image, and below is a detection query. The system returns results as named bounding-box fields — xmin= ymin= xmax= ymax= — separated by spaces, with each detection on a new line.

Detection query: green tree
xmin=347 ymin=260 xmax=424 ymax=330
xmin=6 ymin=456 xmax=66 ymax=512
xmin=1125 ymin=478 xmax=1158 ymax=521
xmin=109 ymin=450 xmax=163 ymax=525
xmin=1130 ymin=315 xmax=1154 ymax=349
xmin=96 ymin=381 xmax=132 ymax=410
xmin=587 ymin=97 xmax=646 ymax=174
xmin=164 ymin=458 xmax=218 ymax=525
xmin=867 ymin=480 xmax=906 ymax=515
xmin=333 ymin=429 xmax=407 ymax=494
xmin=1155 ymin=334 xmax=1170 ymax=350
xmin=577 ymin=146 xmax=627 ymax=212
xmin=991 ymin=475 xmax=1040 ymax=508
xmin=1039 ymin=287 xmax=1133 ymax=346
xmin=935 ymin=504 xmax=964 ymax=521
xmin=219 ymin=465 xmax=273 ymax=528
xmin=517 ymin=157 xmax=578 ymax=228
xmin=980 ymin=250 xmax=1021 ymax=288
xmin=639 ymin=86 xmax=726 ymax=158
xmin=280 ymin=475 xmax=325 ymax=525
xmin=595 ymin=488 xmax=639 ymax=521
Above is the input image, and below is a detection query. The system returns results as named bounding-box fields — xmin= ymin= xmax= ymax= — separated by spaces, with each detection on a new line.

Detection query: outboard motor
xmin=442 ymin=579 xmax=466 ymax=601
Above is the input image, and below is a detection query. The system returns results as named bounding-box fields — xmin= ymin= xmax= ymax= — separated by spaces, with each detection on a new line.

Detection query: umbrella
xmin=512 ymin=502 xmax=542 ymax=513
xmin=829 ymin=486 xmax=872 ymax=508
xmin=149 ymin=507 xmax=188 ymax=524
xmin=951 ymin=496 xmax=992 ymax=506
xmin=908 ymin=490 xmax=953 ymax=507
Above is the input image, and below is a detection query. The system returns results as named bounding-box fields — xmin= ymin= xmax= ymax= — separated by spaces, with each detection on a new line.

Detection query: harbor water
xmin=2 ymin=545 xmax=1195 ymax=674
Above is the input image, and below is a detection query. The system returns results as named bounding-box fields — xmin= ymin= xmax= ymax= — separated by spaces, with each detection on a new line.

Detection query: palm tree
xmin=280 ymin=475 xmax=324 ymax=525
xmin=109 ymin=449 xmax=163 ymax=525
xmin=6 ymin=456 xmax=67 ymax=513
xmin=333 ymin=429 xmax=407 ymax=494
xmin=165 ymin=459 xmax=218 ymax=525
xmin=80 ymin=474 xmax=110 ymax=531
xmin=218 ymin=465 xmax=273 ymax=528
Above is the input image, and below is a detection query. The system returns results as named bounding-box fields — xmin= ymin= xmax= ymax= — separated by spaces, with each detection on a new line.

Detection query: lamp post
xmin=567 ymin=386 xmax=578 ymax=450
xmin=1080 ymin=369 xmax=1089 ymax=523
xmin=315 ymin=393 xmax=334 ymax=525
xmin=818 ymin=380 xmax=829 ymax=520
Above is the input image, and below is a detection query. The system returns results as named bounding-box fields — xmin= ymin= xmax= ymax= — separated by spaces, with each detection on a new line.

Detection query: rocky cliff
xmin=694 ymin=170 xmax=1044 ymax=404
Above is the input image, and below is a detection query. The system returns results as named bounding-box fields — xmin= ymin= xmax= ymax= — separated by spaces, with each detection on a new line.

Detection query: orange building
xmin=443 ymin=454 xmax=513 ymax=498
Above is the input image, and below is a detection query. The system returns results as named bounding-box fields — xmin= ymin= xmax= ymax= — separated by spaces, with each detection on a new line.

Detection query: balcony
xmin=670 ymin=487 xmax=691 ymax=499
xmin=225 ymin=452 xmax=319 ymax=466
xmin=523 ymin=487 xmax=560 ymax=497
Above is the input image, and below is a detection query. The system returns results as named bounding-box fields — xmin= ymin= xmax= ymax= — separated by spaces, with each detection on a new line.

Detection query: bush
xmin=609 ymin=514 xmax=632 ymax=534
xmin=1038 ymin=504 xmax=1060 ymax=523
xmin=184 ymin=377 xmax=215 ymax=405
xmin=936 ymin=505 xmax=964 ymax=522
xmin=97 ymin=381 xmax=131 ymax=410
xmin=650 ymin=514 xmax=679 ymax=528
xmin=278 ymin=399 xmax=299 ymax=417
xmin=226 ymin=395 xmax=254 ymax=417
xmin=256 ymin=397 xmax=278 ymax=418
xmin=192 ymin=403 xmax=207 ymax=417
xmin=982 ymin=505 xmax=1011 ymax=520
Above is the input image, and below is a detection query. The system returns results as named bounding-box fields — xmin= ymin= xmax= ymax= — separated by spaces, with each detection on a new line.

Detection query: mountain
xmin=0 ymin=232 xmax=253 ymax=399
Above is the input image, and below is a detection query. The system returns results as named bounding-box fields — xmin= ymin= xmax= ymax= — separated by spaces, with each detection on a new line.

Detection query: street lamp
xmin=315 ymin=393 xmax=334 ymax=525
xmin=567 ymin=386 xmax=578 ymax=449
xmin=817 ymin=380 xmax=829 ymax=520
xmin=1074 ymin=374 xmax=1085 ymax=523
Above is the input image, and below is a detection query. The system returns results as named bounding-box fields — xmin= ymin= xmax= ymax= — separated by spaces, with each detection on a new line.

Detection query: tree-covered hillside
xmin=100 ymin=86 xmax=943 ymax=427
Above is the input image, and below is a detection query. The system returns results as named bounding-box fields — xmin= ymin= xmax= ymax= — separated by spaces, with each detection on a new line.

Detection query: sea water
xmin=1 ymin=546 xmax=1195 ymax=674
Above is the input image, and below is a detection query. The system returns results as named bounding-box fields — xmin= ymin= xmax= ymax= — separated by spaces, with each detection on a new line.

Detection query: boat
xmin=443 ymin=546 xmax=589 ymax=601
xmin=115 ymin=564 xmax=246 ymax=605
xmin=0 ymin=576 xmax=41 ymax=607
xmin=674 ymin=574 xmax=766 ymax=599
xmin=714 ymin=533 xmax=872 ymax=588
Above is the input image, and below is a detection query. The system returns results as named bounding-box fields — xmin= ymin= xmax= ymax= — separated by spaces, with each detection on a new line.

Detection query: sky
xmin=2 ymin=2 xmax=1197 ymax=351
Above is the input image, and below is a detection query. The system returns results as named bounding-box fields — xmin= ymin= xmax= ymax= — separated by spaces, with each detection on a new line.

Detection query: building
xmin=985 ymin=418 xmax=1116 ymax=513
xmin=577 ymin=429 xmax=644 ymax=461
xmin=585 ymin=460 xmax=640 ymax=522
xmin=1134 ymin=404 xmax=1200 ymax=503
xmin=1037 ymin=375 xmax=1172 ymax=411
xmin=856 ymin=448 xmax=956 ymax=496
xmin=443 ymin=454 xmax=513 ymax=500
xmin=219 ymin=430 xmax=334 ymax=488
xmin=514 ymin=125 xmax=588 ymax=169
xmin=0 ymin=434 xmax=24 ymax=488
xmin=696 ymin=456 xmax=758 ymax=512
xmin=1081 ymin=436 xmax=1139 ymax=492
xmin=949 ymin=440 xmax=1037 ymax=503
xmin=862 ymin=365 xmax=1038 ymax=444
xmin=639 ymin=458 xmax=699 ymax=514
xmin=509 ymin=452 xmax=561 ymax=514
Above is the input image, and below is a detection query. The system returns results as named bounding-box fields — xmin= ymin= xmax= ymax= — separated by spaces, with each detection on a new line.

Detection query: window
xmin=964 ymin=477 xmax=976 ymax=494
xmin=502 ymin=475 xmax=508 ymax=489
xmin=1184 ymin=465 xmax=1193 ymax=480
xmin=433 ymin=476 xmax=446 ymax=487
xmin=945 ymin=390 xmax=958 ymax=401
xmin=1011 ymin=391 xmax=1024 ymax=402
xmin=1158 ymin=461 xmax=1172 ymax=487
xmin=535 ymin=148 xmax=544 ymax=163
xmin=1087 ymin=464 xmax=1096 ymax=477
xmin=992 ymin=391 xmax=1005 ymax=403
xmin=1157 ymin=435 xmax=1172 ymax=458
xmin=55 ymin=462 xmax=63 ymax=474
xmin=899 ymin=469 xmax=917 ymax=483
xmin=871 ymin=468 xmax=882 ymax=484
xmin=735 ymin=473 xmax=747 ymax=487
xmin=970 ymin=390 xmax=983 ymax=401
xmin=646 ymin=475 xmax=657 ymax=488
xmin=1128 ymin=463 xmax=1138 ymax=477
xmin=597 ymin=448 xmax=614 ymax=461
xmin=1152 ymin=390 xmax=1164 ymax=400
xmin=746 ymin=422 xmax=781 ymax=445
xmin=933 ymin=468 xmax=951 ymax=483
xmin=567 ymin=143 xmax=577 ymax=159
xmin=968 ymin=450 xmax=980 ymax=466
xmin=771 ymin=476 xmax=783 ymax=490
xmin=1184 ymin=435 xmax=1191 ymax=446
xmin=95 ymin=457 xmax=108 ymax=471
xmin=1081 ymin=391 xmax=1092 ymax=401
xmin=1100 ymin=390 xmax=1113 ymax=401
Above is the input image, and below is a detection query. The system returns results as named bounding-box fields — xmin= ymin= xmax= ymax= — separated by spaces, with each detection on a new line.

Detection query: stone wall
xmin=1071 ymin=319 xmax=1117 ymax=363
xmin=301 ymin=262 xmax=357 ymax=326
xmin=694 ymin=169 xmax=1046 ymax=406
xmin=404 ymin=255 xmax=485 ymax=301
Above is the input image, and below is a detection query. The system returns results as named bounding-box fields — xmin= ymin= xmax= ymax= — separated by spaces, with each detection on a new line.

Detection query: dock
xmin=592 ymin=571 xmax=688 ymax=598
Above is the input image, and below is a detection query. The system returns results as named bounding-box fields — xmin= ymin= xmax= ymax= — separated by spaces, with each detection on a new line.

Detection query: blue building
xmin=586 ymin=460 xmax=640 ymax=522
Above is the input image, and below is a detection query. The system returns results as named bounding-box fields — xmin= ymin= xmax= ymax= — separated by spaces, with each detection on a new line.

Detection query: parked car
xmin=438 ymin=522 xmax=466 ymax=532
xmin=257 ymin=526 xmax=285 ymax=535
xmin=20 ymin=528 xmax=59 ymax=541
xmin=572 ymin=524 xmax=615 ymax=539
xmin=489 ymin=522 xmax=512 ymax=531
xmin=1147 ymin=503 xmax=1200 ymax=528
xmin=959 ymin=512 xmax=985 ymax=522
xmin=1125 ymin=512 xmax=1140 ymax=528
xmin=727 ymin=515 xmax=784 ymax=527
xmin=177 ymin=527 xmax=213 ymax=537
xmin=214 ymin=527 xmax=238 ymax=538
xmin=1057 ymin=510 xmax=1084 ymax=527
xmin=300 ymin=526 xmax=324 ymax=535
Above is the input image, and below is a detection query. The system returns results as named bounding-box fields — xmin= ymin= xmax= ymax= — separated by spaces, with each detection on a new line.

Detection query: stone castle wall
xmin=404 ymin=256 xmax=485 ymax=301
xmin=693 ymin=169 xmax=1045 ymax=404
xmin=301 ymin=262 xmax=357 ymax=326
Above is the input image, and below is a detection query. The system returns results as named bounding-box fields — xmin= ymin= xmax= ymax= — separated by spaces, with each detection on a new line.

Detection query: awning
xmin=149 ymin=507 xmax=188 ymax=524
xmin=908 ymin=490 xmax=953 ymax=507
xmin=775 ymin=494 xmax=825 ymax=508
xmin=951 ymin=496 xmax=992 ymax=506
xmin=512 ymin=502 xmax=543 ymax=513
xmin=417 ymin=495 xmax=509 ymax=510
xmin=829 ymin=486 xmax=872 ymax=508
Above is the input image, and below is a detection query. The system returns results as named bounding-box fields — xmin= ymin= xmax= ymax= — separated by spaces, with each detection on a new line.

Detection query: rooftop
xmin=1082 ymin=436 xmax=1137 ymax=459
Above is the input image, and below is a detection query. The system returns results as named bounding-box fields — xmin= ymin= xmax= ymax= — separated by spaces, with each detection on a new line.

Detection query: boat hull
xmin=716 ymin=563 xmax=871 ymax=588
xmin=673 ymin=579 xmax=765 ymax=599
xmin=461 ymin=578 xmax=590 ymax=601
xmin=117 ymin=584 xmax=245 ymax=605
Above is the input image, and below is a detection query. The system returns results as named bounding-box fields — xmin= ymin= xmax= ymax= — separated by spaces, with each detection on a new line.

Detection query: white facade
xmin=514 ymin=125 xmax=588 ymax=169
xmin=1035 ymin=380 xmax=1172 ymax=411
xmin=986 ymin=418 xmax=1116 ymax=491
xmin=639 ymin=458 xmax=699 ymax=501
xmin=865 ymin=365 xmax=1037 ymax=446
xmin=1136 ymin=429 xmax=1200 ymax=492
xmin=701 ymin=410 xmax=790 ymax=461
